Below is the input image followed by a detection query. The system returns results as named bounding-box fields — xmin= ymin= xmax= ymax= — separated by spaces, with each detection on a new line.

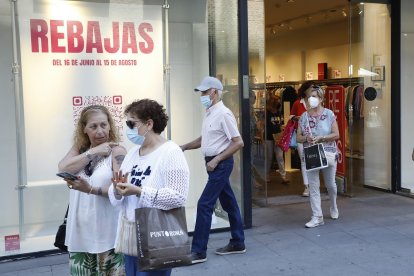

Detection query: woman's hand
xmin=112 ymin=170 xmax=129 ymax=195
xmin=115 ymin=182 xmax=142 ymax=197
xmin=65 ymin=177 xmax=91 ymax=194
xmin=90 ymin=142 xmax=119 ymax=158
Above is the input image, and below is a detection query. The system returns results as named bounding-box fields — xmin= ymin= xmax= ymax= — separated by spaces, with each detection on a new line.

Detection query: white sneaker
xmin=330 ymin=207 xmax=339 ymax=220
xmin=305 ymin=216 xmax=324 ymax=228
xmin=302 ymin=185 xmax=310 ymax=197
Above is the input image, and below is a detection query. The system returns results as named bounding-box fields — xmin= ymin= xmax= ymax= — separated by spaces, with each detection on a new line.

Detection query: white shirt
xmin=108 ymin=141 xmax=189 ymax=221
xmin=65 ymin=154 xmax=120 ymax=253
xmin=201 ymin=101 xmax=241 ymax=157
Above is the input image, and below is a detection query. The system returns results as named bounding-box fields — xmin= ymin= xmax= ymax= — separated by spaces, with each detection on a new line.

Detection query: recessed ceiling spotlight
xmin=286 ymin=0 xmax=295 ymax=3
xmin=278 ymin=23 xmax=286 ymax=27
xmin=271 ymin=27 xmax=277 ymax=35
xmin=342 ymin=9 xmax=347 ymax=17
xmin=305 ymin=16 xmax=312 ymax=23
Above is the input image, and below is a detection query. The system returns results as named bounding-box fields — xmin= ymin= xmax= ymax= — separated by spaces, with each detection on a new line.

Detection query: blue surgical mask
xmin=200 ymin=95 xmax=212 ymax=108
xmin=126 ymin=125 xmax=146 ymax=145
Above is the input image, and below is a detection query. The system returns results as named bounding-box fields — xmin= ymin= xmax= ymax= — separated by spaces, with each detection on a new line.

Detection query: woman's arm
xmin=58 ymin=142 xmax=119 ymax=174
xmin=58 ymin=145 xmax=91 ymax=174
xmin=315 ymin=120 xmax=340 ymax=143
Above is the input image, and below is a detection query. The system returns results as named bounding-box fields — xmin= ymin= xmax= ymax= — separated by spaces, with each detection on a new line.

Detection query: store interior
xmin=251 ymin=0 xmax=392 ymax=207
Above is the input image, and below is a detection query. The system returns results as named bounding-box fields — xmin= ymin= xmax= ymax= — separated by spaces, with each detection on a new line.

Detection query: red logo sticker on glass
xmin=113 ymin=96 xmax=122 ymax=105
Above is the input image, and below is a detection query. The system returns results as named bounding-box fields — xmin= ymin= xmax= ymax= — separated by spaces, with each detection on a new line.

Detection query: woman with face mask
xmin=296 ymin=86 xmax=340 ymax=228
xmin=290 ymin=81 xmax=315 ymax=197
xmin=109 ymin=99 xmax=190 ymax=276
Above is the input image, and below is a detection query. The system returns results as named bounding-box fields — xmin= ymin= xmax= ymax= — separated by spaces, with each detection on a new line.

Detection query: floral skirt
xmin=69 ymin=249 xmax=125 ymax=276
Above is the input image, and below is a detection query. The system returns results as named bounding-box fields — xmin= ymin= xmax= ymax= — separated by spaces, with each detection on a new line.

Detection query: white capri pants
xmin=306 ymin=161 xmax=338 ymax=217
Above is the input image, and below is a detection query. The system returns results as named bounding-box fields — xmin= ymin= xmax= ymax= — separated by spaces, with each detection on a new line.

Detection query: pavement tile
xmin=1 ymin=192 xmax=414 ymax=276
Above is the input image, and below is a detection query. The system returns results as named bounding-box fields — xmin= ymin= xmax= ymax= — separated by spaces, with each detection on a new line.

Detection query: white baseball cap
xmin=194 ymin=76 xmax=223 ymax=92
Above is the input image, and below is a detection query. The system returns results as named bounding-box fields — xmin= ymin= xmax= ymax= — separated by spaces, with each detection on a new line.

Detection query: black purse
xmin=54 ymin=206 xmax=68 ymax=252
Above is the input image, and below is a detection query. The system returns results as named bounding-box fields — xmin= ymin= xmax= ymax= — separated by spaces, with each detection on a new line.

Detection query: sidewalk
xmin=1 ymin=191 xmax=414 ymax=275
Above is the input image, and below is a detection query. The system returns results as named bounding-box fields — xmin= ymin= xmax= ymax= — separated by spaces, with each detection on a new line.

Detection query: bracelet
xmin=85 ymin=150 xmax=93 ymax=160
xmin=88 ymin=185 xmax=94 ymax=195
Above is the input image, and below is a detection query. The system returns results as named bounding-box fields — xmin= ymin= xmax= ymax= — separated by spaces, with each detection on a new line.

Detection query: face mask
xmin=126 ymin=125 xmax=146 ymax=145
xmin=308 ymin=96 xmax=320 ymax=108
xmin=200 ymin=95 xmax=212 ymax=108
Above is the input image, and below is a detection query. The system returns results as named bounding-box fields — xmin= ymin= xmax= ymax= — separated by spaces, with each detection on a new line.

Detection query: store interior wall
xmin=265 ymin=18 xmax=361 ymax=82
xmin=400 ymin=0 xmax=414 ymax=193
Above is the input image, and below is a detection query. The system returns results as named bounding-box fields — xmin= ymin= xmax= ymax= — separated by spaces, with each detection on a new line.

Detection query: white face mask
xmin=308 ymin=96 xmax=320 ymax=108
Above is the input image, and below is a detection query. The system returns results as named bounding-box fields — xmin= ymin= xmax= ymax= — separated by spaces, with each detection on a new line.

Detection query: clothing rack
xmin=264 ymin=77 xmax=362 ymax=89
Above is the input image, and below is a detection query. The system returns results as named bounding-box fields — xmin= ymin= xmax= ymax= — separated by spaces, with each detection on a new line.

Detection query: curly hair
xmin=298 ymin=81 xmax=315 ymax=98
xmin=74 ymin=105 xmax=120 ymax=153
xmin=124 ymin=99 xmax=169 ymax=134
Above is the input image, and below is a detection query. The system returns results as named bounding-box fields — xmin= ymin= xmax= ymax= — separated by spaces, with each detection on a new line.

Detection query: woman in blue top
xmin=296 ymin=86 xmax=340 ymax=228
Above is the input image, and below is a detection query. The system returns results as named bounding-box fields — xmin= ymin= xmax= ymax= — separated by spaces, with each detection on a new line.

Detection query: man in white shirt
xmin=180 ymin=76 xmax=246 ymax=264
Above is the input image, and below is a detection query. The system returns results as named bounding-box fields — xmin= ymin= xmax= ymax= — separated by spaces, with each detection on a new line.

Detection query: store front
xmin=0 ymin=0 xmax=254 ymax=258
xmin=0 ymin=0 xmax=411 ymax=260
xmin=251 ymin=0 xmax=402 ymax=206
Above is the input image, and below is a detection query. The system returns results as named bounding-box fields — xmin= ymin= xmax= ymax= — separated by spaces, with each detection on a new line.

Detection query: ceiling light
xmin=278 ymin=23 xmax=286 ymax=27
xmin=305 ymin=16 xmax=312 ymax=23
xmin=342 ymin=9 xmax=347 ymax=17
xmin=286 ymin=0 xmax=295 ymax=3
xmin=271 ymin=28 xmax=277 ymax=35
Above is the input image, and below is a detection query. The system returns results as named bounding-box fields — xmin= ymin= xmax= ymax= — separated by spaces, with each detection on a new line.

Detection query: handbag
xmin=114 ymin=215 xmax=138 ymax=256
xmin=303 ymin=143 xmax=329 ymax=171
xmin=276 ymin=119 xmax=295 ymax=152
xmin=54 ymin=206 xmax=68 ymax=252
xmin=135 ymin=203 xmax=191 ymax=271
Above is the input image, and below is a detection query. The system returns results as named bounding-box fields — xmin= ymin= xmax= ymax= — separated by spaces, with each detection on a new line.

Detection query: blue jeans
xmin=124 ymin=254 xmax=172 ymax=276
xmin=191 ymin=156 xmax=245 ymax=254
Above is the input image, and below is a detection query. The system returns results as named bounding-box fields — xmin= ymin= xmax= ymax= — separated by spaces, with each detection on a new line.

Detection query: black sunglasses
xmin=125 ymin=120 xmax=141 ymax=129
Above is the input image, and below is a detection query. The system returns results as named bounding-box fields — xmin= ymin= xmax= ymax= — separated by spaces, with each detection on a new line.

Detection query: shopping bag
xmin=277 ymin=119 xmax=295 ymax=152
xmin=135 ymin=207 xmax=191 ymax=271
xmin=289 ymin=131 xmax=298 ymax=149
xmin=303 ymin=143 xmax=329 ymax=171
xmin=54 ymin=206 xmax=68 ymax=252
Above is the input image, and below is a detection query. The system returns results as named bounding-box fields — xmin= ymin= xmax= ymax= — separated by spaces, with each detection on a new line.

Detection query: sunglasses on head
xmin=125 ymin=120 xmax=141 ymax=129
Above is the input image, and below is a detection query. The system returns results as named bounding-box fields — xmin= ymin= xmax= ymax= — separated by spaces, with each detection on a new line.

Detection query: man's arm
xmin=180 ymin=136 xmax=202 ymax=151
xmin=206 ymin=136 xmax=244 ymax=171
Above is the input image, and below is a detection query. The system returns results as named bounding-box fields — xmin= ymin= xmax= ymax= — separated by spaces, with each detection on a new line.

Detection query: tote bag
xmin=135 ymin=206 xmax=191 ymax=271
xmin=303 ymin=143 xmax=329 ymax=171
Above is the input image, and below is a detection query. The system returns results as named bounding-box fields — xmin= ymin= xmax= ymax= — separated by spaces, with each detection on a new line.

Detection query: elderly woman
xmin=296 ymin=86 xmax=340 ymax=228
xmin=109 ymin=99 xmax=190 ymax=276
xmin=58 ymin=105 xmax=127 ymax=275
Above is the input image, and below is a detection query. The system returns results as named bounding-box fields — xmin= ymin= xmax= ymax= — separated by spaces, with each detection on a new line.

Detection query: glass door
xmin=248 ymin=0 xmax=267 ymax=207
xmin=346 ymin=1 xmax=392 ymax=196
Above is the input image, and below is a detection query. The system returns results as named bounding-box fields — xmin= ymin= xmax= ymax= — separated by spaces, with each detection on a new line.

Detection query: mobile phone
xmin=56 ymin=172 xmax=78 ymax=181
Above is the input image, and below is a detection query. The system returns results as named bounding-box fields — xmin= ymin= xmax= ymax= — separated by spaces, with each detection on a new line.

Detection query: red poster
xmin=5 ymin=234 xmax=20 ymax=251
xmin=325 ymin=86 xmax=346 ymax=177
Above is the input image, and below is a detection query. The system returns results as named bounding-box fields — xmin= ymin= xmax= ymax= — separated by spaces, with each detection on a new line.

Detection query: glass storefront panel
xmin=400 ymin=0 xmax=414 ymax=195
xmin=348 ymin=2 xmax=392 ymax=195
xmin=248 ymin=0 xmax=267 ymax=206
xmin=1 ymin=0 xmax=243 ymax=257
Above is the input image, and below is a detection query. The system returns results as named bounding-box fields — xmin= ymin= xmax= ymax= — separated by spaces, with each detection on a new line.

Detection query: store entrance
xmin=251 ymin=0 xmax=392 ymax=206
